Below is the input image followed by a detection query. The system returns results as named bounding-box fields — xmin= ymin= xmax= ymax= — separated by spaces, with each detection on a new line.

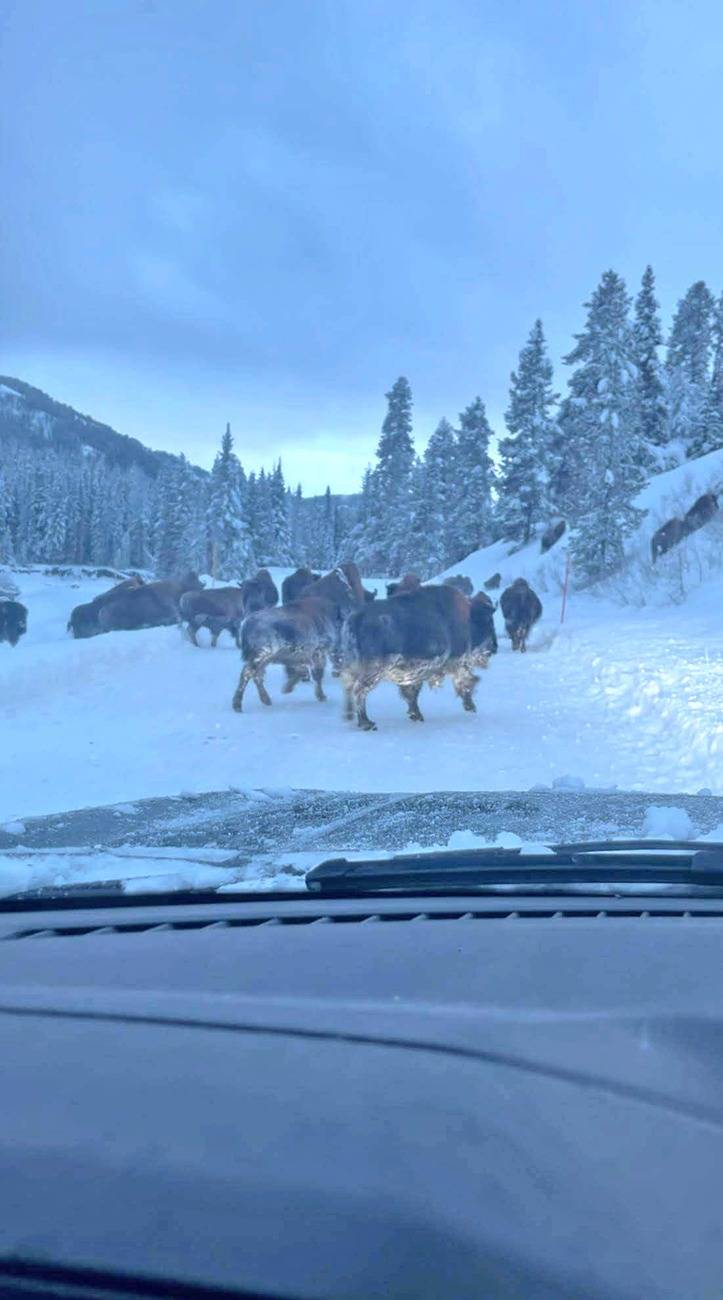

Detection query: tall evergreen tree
xmin=358 ymin=377 xmax=415 ymax=574
xmin=701 ymin=291 xmax=723 ymax=456
xmin=560 ymin=270 xmax=645 ymax=582
xmin=268 ymin=461 xmax=292 ymax=564
xmin=666 ymin=280 xmax=715 ymax=456
xmin=0 ymin=469 xmax=14 ymax=564
xmin=497 ymin=319 xmax=559 ymax=544
xmin=449 ymin=398 xmax=494 ymax=561
xmin=288 ymin=483 xmax=305 ymax=563
xmin=249 ymin=468 xmax=275 ymax=564
xmin=632 ymin=266 xmax=667 ymax=450
xmin=415 ymin=419 xmax=458 ymax=573
xmin=319 ymin=486 xmax=336 ymax=567
xmin=207 ymin=424 xmax=255 ymax=579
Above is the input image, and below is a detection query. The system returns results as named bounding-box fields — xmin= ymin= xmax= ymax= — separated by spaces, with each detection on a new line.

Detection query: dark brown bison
xmin=281 ymin=568 xmax=321 ymax=604
xmin=468 ymin=591 xmax=498 ymax=666
xmin=500 ymin=578 xmax=542 ymax=652
xmin=68 ymin=576 xmax=145 ymax=639
xmin=650 ymin=517 xmax=686 ymax=563
xmin=232 ymin=568 xmax=363 ymax=712
xmin=243 ymin=568 xmax=279 ymax=613
xmin=341 ymin=584 xmax=486 ymax=731
xmin=684 ymin=492 xmax=719 ymax=535
xmin=386 ymin=573 xmax=422 ymax=598
xmin=181 ymin=570 xmax=278 ymax=647
xmin=443 ymin=574 xmax=474 ymax=597
xmin=98 ymin=572 xmax=203 ymax=633
xmin=0 ymin=599 xmax=28 ymax=647
xmin=484 ymin=572 xmax=502 ymax=590
xmin=541 ymin=519 xmax=566 ymax=553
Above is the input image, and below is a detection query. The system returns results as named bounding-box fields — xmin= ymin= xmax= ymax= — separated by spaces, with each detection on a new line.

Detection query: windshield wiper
xmin=305 ymin=840 xmax=723 ymax=895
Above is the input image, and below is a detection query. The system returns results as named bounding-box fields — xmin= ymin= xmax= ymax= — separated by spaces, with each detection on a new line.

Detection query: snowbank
xmin=437 ymin=532 xmax=569 ymax=598
xmin=438 ymin=446 xmax=723 ymax=609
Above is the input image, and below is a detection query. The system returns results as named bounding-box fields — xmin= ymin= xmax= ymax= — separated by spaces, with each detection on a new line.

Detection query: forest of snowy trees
xmin=1 ymin=267 xmax=722 ymax=584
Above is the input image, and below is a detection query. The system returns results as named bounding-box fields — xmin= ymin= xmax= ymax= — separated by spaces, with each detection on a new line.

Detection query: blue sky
xmin=1 ymin=0 xmax=722 ymax=492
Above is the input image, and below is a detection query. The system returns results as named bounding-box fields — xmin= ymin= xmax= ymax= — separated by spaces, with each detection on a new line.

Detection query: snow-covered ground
xmin=1 ymin=564 xmax=722 ymax=831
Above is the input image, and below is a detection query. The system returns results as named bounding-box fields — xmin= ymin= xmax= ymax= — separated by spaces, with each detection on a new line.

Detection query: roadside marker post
xmin=560 ymin=551 xmax=571 ymax=624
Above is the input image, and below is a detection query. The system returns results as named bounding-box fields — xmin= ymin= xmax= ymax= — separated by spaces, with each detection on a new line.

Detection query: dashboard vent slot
xmin=4 ymin=907 xmax=723 ymax=940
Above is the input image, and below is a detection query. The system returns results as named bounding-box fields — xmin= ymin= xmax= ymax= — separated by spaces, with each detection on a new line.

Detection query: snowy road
xmin=1 ymin=569 xmax=722 ymax=824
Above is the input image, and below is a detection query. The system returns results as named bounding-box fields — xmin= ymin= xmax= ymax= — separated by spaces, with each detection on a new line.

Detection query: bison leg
xmin=399 ymin=684 xmax=424 ymax=723
xmin=232 ymin=658 xmax=272 ymax=711
xmin=452 ymin=666 xmax=478 ymax=713
xmin=353 ymin=680 xmax=377 ymax=731
xmin=342 ymin=686 xmax=354 ymax=721
xmin=210 ymin=629 xmax=220 ymax=648
xmin=232 ymin=664 xmax=253 ymax=712
xmin=311 ymin=651 xmax=327 ymax=702
xmin=184 ymin=621 xmax=199 ymax=647
xmin=253 ymin=665 xmax=272 ymax=706
xmin=282 ymin=666 xmax=304 ymax=694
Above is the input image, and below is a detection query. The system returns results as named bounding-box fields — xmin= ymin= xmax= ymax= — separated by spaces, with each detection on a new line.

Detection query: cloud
xmin=129 ymin=250 xmax=235 ymax=329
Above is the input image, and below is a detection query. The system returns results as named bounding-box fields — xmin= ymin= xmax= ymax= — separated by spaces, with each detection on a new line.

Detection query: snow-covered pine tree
xmin=207 ymin=424 xmax=255 ymax=579
xmin=338 ymin=466 xmax=374 ymax=566
xmin=249 ymin=468 xmax=276 ymax=565
xmin=358 ymin=377 xmax=415 ymax=574
xmin=448 ymin=398 xmax=494 ymax=562
xmin=286 ymin=484 xmax=302 ymax=563
xmin=411 ymin=419 xmax=458 ymax=574
xmin=317 ymin=486 xmax=336 ymax=567
xmin=561 ymin=270 xmax=646 ymax=583
xmin=268 ymin=461 xmax=292 ymax=565
xmin=666 ymin=280 xmax=715 ymax=457
xmin=0 ymin=469 xmax=14 ymax=564
xmin=155 ymin=459 xmax=187 ymax=577
xmin=497 ymin=319 xmax=559 ymax=544
xmin=632 ymin=266 xmax=668 ymax=453
xmin=701 ymin=292 xmax=723 ymax=456
xmin=178 ymin=462 xmax=209 ymax=573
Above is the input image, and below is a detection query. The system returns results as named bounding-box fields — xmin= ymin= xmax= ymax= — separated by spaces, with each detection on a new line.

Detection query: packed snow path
xmin=1 ymin=569 xmax=722 ymax=822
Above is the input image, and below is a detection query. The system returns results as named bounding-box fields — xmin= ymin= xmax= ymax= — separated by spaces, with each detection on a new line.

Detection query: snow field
xmin=1 ymin=566 xmax=722 ymax=826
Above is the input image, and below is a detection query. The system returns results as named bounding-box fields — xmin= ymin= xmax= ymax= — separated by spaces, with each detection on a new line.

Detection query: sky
xmin=1 ymin=0 xmax=723 ymax=494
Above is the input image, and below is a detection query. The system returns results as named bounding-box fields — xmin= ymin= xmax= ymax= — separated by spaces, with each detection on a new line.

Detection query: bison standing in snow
xmin=98 ymin=572 xmax=203 ymax=633
xmin=68 ymin=576 xmax=145 ymax=639
xmin=444 ymin=574 xmax=474 ymax=597
xmin=651 ymin=517 xmax=686 ymax=563
xmin=281 ymin=568 xmax=321 ymax=604
xmin=468 ymin=591 xmax=498 ymax=667
xmin=386 ymin=573 xmax=422 ymax=598
xmin=0 ymin=599 xmax=28 ymax=647
xmin=180 ymin=569 xmax=278 ymax=647
xmin=340 ymin=584 xmax=490 ymax=730
xmin=232 ymin=567 xmax=363 ymax=712
xmin=500 ymin=578 xmax=542 ymax=652
xmin=684 ymin=492 xmax=718 ymax=535
xmin=541 ymin=519 xmax=566 ymax=553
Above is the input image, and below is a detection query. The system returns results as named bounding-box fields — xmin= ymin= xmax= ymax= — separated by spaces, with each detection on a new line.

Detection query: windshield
xmin=1 ymin=4 xmax=722 ymax=899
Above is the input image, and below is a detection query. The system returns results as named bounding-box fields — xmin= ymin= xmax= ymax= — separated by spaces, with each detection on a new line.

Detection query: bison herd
xmin=232 ymin=565 xmax=542 ymax=730
xmin=2 ymin=563 xmax=544 ymax=730
xmin=651 ymin=491 xmax=719 ymax=562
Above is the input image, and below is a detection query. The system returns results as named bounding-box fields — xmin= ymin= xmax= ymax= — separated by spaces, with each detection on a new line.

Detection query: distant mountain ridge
xmin=0 ymin=375 xmax=182 ymax=477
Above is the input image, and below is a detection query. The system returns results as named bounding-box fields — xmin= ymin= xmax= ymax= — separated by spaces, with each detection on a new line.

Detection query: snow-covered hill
xmin=0 ymin=376 xmax=174 ymax=475
xmin=439 ymin=446 xmax=723 ymax=608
